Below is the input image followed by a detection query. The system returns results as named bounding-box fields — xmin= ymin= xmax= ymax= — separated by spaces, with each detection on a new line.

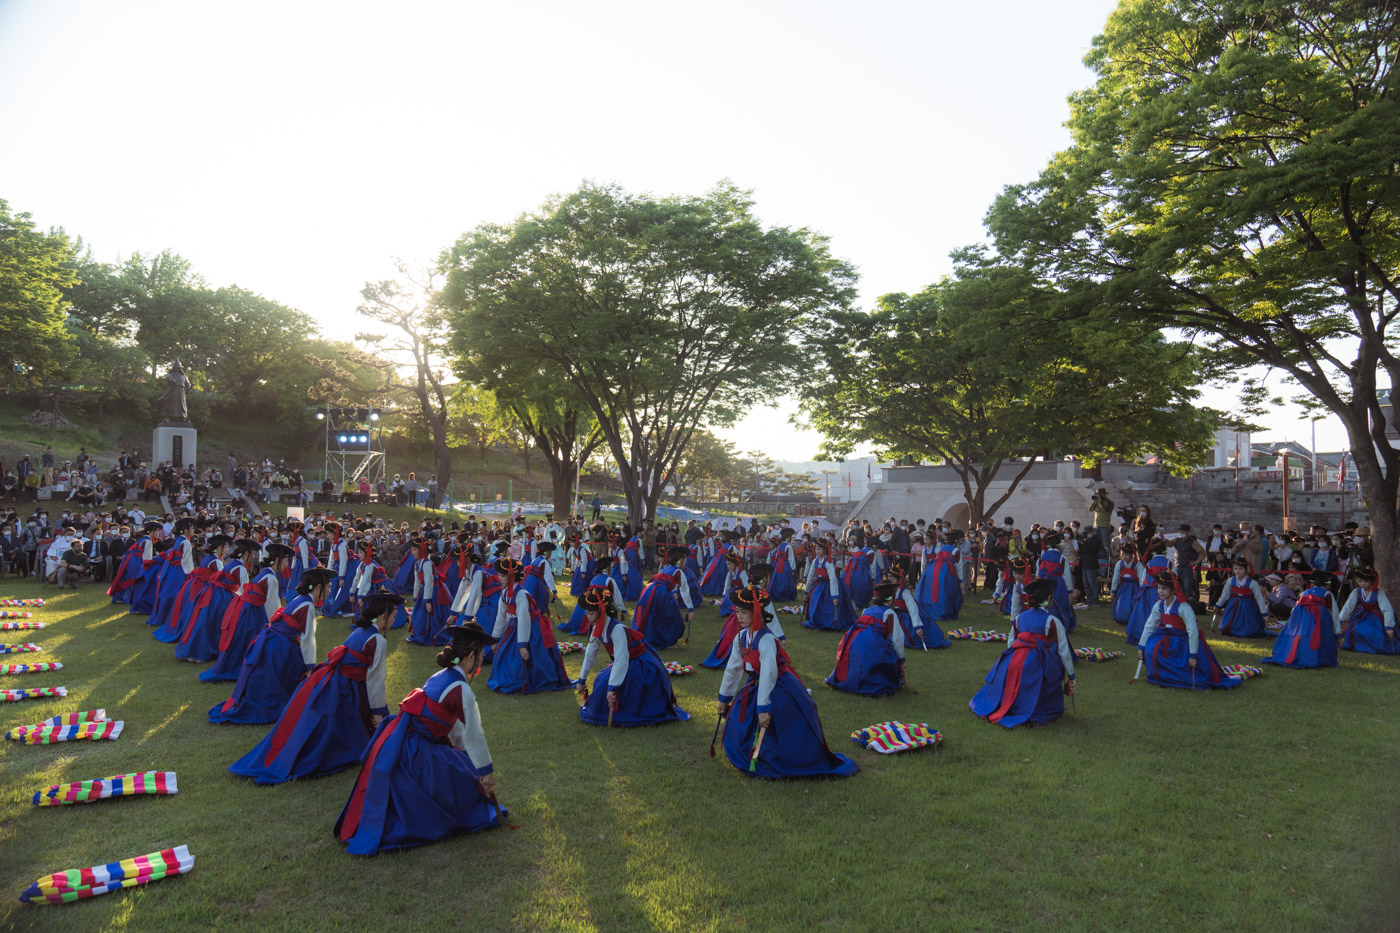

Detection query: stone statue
xmin=159 ymin=360 xmax=193 ymax=422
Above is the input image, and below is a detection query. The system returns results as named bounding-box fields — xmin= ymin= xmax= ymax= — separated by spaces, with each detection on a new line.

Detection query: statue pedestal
xmin=154 ymin=422 xmax=197 ymax=471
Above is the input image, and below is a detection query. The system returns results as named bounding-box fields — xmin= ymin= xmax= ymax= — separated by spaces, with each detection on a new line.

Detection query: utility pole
xmin=1281 ymin=450 xmax=1292 ymax=531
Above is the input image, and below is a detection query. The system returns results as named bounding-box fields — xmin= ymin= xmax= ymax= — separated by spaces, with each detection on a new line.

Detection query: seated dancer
xmin=1339 ymin=568 xmax=1398 ymax=654
xmin=211 ymin=567 xmax=335 ymax=724
xmin=826 ymin=580 xmax=905 ymax=697
xmin=916 ymin=532 xmax=963 ymax=623
xmin=837 ymin=544 xmax=875 ymax=630
xmin=560 ymin=555 xmax=621 ymax=636
xmin=522 ymin=542 xmax=557 ymax=614
xmin=702 ymin=562 xmax=784 ymax=668
xmin=1138 ymin=571 xmax=1244 ymax=690
xmin=575 ymin=586 xmax=689 ymax=727
xmin=1215 ymin=558 xmax=1269 ymax=638
xmin=486 ymin=558 xmax=571 ymax=694
xmin=334 ymin=622 xmax=508 ymax=856
xmin=176 ymin=537 xmax=246 ymax=663
xmin=611 ymin=536 xmax=643 ymax=602
xmin=130 ymin=532 xmax=169 ymax=616
xmin=1264 ymin=570 xmax=1342 ymax=669
xmin=716 ymin=586 xmax=858 ymax=780
xmin=802 ymin=539 xmax=844 ymax=631
xmin=154 ymin=532 xmax=230 ymax=644
xmin=110 ymin=520 xmax=160 ymax=606
xmin=633 ymin=547 xmax=692 ymax=651
xmin=1109 ymin=543 xmax=1141 ymax=625
xmin=969 ymin=578 xmax=1077 ymax=728
xmin=229 ymin=584 xmax=394 ymax=784
xmin=350 ymin=542 xmax=408 ymax=628
xmin=891 ymin=570 xmax=946 ymax=650
xmin=321 ymin=522 xmax=358 ymax=618
xmin=767 ymin=532 xmax=798 ymax=602
xmin=698 ymin=535 xmax=733 ymax=598
xmin=567 ymin=535 xmax=594 ymax=597
xmin=200 ymin=543 xmax=292 ymax=684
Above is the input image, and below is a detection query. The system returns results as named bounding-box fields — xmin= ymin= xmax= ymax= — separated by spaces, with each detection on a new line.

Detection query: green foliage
xmin=985 ymin=0 xmax=1400 ymax=570
xmin=440 ymin=181 xmax=858 ymax=523
xmin=0 ymin=199 xmax=78 ymax=385
xmin=802 ymin=251 xmax=1220 ymax=522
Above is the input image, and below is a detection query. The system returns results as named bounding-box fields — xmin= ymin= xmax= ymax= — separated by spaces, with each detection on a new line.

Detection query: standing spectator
xmin=1078 ymin=529 xmax=1103 ymax=606
xmin=1238 ymin=523 xmax=1266 ymax=572
xmin=1132 ymin=505 xmax=1157 ymax=552
xmin=74 ymin=447 xmax=89 ymax=474
xmin=40 ymin=447 xmax=55 ymax=486
xmin=227 ymin=452 xmax=238 ymax=476
xmin=0 ymin=521 xmax=17 ymax=578
xmin=404 ymin=473 xmax=419 ymax=506
xmin=18 ymin=518 xmax=40 ymax=578
xmin=15 ymin=455 xmax=32 ymax=487
xmin=1172 ymin=524 xmax=1206 ymax=600
xmin=1089 ymin=488 xmax=1115 ymax=551
xmin=427 ymin=475 xmax=439 ymax=509
xmin=591 ymin=493 xmax=602 ymax=521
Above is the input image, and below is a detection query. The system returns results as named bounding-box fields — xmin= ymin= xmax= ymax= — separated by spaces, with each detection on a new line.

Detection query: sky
xmin=0 ymin=0 xmax=1352 ymax=459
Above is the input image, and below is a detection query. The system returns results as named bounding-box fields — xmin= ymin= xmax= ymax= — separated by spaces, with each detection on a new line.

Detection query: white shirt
xmin=438 ymin=665 xmax=492 ymax=772
xmin=577 ymin=620 xmax=631 ymax=688
xmin=1338 ymin=587 xmax=1394 ymax=630
xmin=719 ymin=627 xmax=779 ymax=710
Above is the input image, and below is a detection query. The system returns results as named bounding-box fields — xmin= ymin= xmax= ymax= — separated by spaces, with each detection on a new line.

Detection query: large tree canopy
xmin=802 ymin=252 xmax=1221 ymax=524
xmin=985 ymin=0 xmax=1400 ymax=584
xmin=0 ymin=200 xmax=77 ymax=384
xmin=439 ymin=181 xmax=857 ymax=524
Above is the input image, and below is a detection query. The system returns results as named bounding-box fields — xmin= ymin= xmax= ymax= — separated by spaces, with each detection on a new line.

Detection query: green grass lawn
xmin=1 ymin=580 xmax=1397 ymax=932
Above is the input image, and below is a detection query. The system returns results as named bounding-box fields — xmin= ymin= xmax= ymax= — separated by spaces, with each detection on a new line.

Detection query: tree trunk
xmin=1343 ymin=423 xmax=1400 ymax=596
xmin=551 ymin=468 xmax=574 ymax=520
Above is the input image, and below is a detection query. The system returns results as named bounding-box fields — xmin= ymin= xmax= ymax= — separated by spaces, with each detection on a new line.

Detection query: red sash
xmin=1229 ymin=583 xmax=1253 ymax=598
xmin=1284 ymin=594 xmax=1327 ymax=664
xmin=219 ymin=580 xmax=268 ymax=653
xmin=988 ymin=629 xmax=1055 ymax=723
xmin=833 ymin=612 xmax=891 ymax=681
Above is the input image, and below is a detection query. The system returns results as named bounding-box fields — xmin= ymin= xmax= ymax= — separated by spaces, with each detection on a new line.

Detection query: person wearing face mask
xmin=1308 ymin=535 xmax=1340 ymax=576
xmin=1133 ymin=506 xmax=1157 ymax=553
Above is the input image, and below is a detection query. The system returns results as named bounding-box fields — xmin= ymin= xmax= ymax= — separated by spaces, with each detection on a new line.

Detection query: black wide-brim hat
xmin=208 ymin=534 xmax=234 ymax=547
xmin=301 ymin=567 xmax=337 ymax=587
xmin=1024 ymin=577 xmax=1057 ymax=602
xmin=732 ymin=585 xmax=771 ymax=610
xmin=580 ymin=585 xmax=616 ymax=615
xmin=445 ymin=621 xmax=497 ymax=648
xmin=872 ymin=580 xmax=898 ymax=599
xmin=494 ymin=557 xmax=524 ymax=576
xmin=265 ymin=542 xmax=295 ymax=560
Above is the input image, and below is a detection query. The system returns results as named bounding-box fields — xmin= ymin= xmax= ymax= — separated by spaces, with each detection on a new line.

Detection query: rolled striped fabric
xmin=1073 ymin=647 xmax=1125 ymax=661
xmin=663 ymin=661 xmax=694 ymax=675
xmin=34 ymin=771 xmax=177 ymax=806
xmin=0 ymin=644 xmax=41 ymax=654
xmin=0 ymin=599 xmax=45 ymax=607
xmin=0 ymin=621 xmax=43 ymax=630
xmin=0 ymin=662 xmax=62 ymax=676
xmin=850 ymin=721 xmax=943 ymax=754
xmin=948 ymin=628 xmax=1010 ymax=642
xmin=2 ymin=686 xmax=67 ymax=702
xmin=19 ymin=845 xmax=194 ymax=904
xmin=9 ymin=721 xmax=123 ymax=745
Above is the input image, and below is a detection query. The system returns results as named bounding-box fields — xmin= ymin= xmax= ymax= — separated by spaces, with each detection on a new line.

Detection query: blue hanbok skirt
xmin=406 ymin=597 xmax=452 ymax=646
xmin=1111 ymin=583 xmax=1136 ymax=624
xmin=209 ymin=629 xmax=306 ymax=724
xmin=825 ymin=625 xmax=902 ymax=697
xmin=1219 ymin=595 xmax=1267 ymax=638
xmin=722 ymin=670 xmax=857 ymax=779
xmin=148 ymin=563 xmax=188 ymax=630
xmin=1263 ymin=604 xmax=1338 ymax=669
xmin=969 ymin=637 xmax=1065 ymax=729
xmin=579 ymin=647 xmax=689 ymax=726
xmin=129 ymin=561 xmax=163 ymax=615
xmin=152 ymin=572 xmax=204 ymax=643
xmin=802 ymin=578 xmax=844 ymax=631
xmin=334 ymin=714 xmax=505 ymax=856
xmin=1341 ymin=604 xmax=1400 ymax=655
xmin=768 ymin=566 xmax=797 ymax=602
xmin=199 ymin=601 xmax=267 ymax=683
xmin=174 ymin=582 xmax=238 ymax=663
xmin=1125 ymin=582 xmax=1158 ymax=645
xmin=1142 ymin=629 xmax=1238 ymax=690
xmin=487 ymin=619 xmax=571 ymax=694
xmin=635 ymin=586 xmax=685 ymax=651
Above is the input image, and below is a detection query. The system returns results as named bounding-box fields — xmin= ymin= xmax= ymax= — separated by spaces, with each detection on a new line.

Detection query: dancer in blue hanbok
xmin=1109 ymin=544 xmax=1141 ymax=625
xmin=521 ymin=544 xmax=557 ymax=621
xmin=229 ymin=585 xmax=394 ymax=784
xmin=575 ymin=586 xmax=689 ymax=726
xmin=155 ymin=534 xmax=232 ymax=645
xmin=130 ymin=534 xmax=171 ymax=616
xmin=109 ymin=521 xmax=160 ymax=606
xmin=321 ymin=522 xmax=358 ymax=618
xmin=634 ymin=548 xmax=692 ymax=651
xmin=698 ymin=538 xmax=732 ymax=597
xmin=892 ymin=572 xmax=946 ymax=649
xmin=837 ymin=546 xmax=874 ymax=629
xmin=1339 ymin=568 xmax=1398 ymax=654
xmin=176 ymin=538 xmax=246 ymax=663
xmin=1126 ymin=552 xmax=1171 ymax=645
xmin=703 ymin=563 xmax=784 ymax=667
xmin=802 ymin=541 xmax=844 ymax=631
xmin=444 ymin=550 xmax=486 ymax=626
xmin=147 ymin=517 xmax=196 ymax=629
xmin=350 ymin=542 xmax=408 ymax=629
xmin=285 ymin=520 xmax=311 ymax=595
xmin=1264 ymin=571 xmax=1341 ymax=669
xmin=568 ymin=536 xmax=594 ymax=596
xmin=486 ymin=558 xmax=571 ymax=694
xmin=767 ymin=535 xmax=798 ymax=602
xmin=406 ymin=540 xmax=449 ymax=646
xmin=1137 ymin=572 xmax=1243 ymax=690
xmin=334 ymin=622 xmax=507 ymax=856
xmin=969 ymin=579 xmax=1077 ymax=728
xmin=1214 ymin=558 xmax=1269 ymax=637
xmin=718 ymin=550 xmax=750 ymax=617
xmin=211 ymin=567 xmax=335 ymax=724
xmin=561 ymin=556 xmax=620 ymax=636
xmin=716 ymin=586 xmax=858 ymax=780
xmin=1035 ymin=534 xmax=1076 ymax=634
xmin=610 ymin=537 xmax=643 ymax=602
xmin=200 ymin=543 xmax=291 ymax=683
xmin=916 ymin=534 xmax=963 ymax=623
xmin=826 ymin=581 xmax=905 ymax=696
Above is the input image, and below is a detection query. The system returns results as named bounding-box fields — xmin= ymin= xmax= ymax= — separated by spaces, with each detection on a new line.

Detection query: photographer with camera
xmin=1089 ymin=488 xmax=1115 ymax=552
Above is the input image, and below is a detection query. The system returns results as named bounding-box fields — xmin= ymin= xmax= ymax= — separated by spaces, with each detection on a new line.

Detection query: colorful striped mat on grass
xmin=1222 ymin=664 xmax=1264 ymax=680
xmin=0 ymin=644 xmax=41 ymax=654
xmin=0 ymin=598 xmax=44 ymax=607
xmin=1074 ymin=647 xmax=1125 ymax=661
xmin=556 ymin=642 xmax=585 ymax=655
xmin=2 ymin=686 xmax=66 ymax=702
xmin=0 ymin=611 xmax=35 ymax=620
xmin=0 ymin=620 xmax=42 ymax=630
xmin=34 ymin=771 xmax=177 ymax=806
xmin=851 ymin=721 xmax=943 ymax=754
xmin=7 ymin=710 xmax=121 ymax=744
xmin=1 ymin=662 xmax=62 ymax=676
xmin=19 ymin=845 xmax=193 ymax=904
xmin=948 ymin=628 xmax=1009 ymax=643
